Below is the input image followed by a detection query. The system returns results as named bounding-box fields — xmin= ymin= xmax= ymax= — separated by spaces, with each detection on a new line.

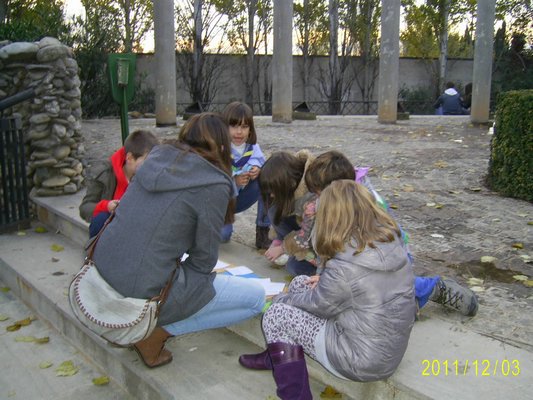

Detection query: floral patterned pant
xmin=262 ymin=275 xmax=326 ymax=360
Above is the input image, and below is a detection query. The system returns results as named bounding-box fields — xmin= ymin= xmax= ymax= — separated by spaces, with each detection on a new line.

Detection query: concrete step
xmin=0 ymin=277 xmax=134 ymax=400
xmin=1 ymin=193 xmax=531 ymax=400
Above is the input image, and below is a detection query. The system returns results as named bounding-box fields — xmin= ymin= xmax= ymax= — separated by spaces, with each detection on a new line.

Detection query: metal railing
xmin=0 ymin=89 xmax=35 ymax=233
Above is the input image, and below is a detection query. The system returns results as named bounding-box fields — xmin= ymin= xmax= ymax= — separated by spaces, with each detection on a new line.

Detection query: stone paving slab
xmin=0 ymin=278 xmax=133 ymax=400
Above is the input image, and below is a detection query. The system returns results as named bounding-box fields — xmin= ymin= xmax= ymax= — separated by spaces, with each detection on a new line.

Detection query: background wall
xmin=136 ymin=53 xmax=474 ymax=114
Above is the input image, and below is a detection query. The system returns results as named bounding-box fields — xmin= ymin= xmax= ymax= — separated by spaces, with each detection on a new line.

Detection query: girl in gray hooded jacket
xmin=239 ymin=180 xmax=416 ymax=399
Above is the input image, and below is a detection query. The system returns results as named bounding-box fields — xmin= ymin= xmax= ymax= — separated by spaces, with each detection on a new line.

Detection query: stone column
xmin=377 ymin=0 xmax=400 ymax=124
xmin=272 ymin=0 xmax=293 ymax=123
xmin=471 ymin=0 xmax=496 ymax=124
xmin=154 ymin=0 xmax=176 ymax=126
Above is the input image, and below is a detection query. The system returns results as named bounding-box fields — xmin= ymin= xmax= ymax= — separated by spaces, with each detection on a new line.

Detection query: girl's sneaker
xmin=431 ymin=278 xmax=479 ymax=316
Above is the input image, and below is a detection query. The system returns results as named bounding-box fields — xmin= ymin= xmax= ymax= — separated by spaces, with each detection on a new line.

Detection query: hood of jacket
xmin=444 ymin=87 xmax=459 ymax=96
xmin=134 ymin=144 xmax=233 ymax=193
xmin=335 ymin=237 xmax=409 ymax=273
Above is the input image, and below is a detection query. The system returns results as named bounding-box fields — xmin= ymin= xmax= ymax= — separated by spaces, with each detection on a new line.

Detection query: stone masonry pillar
xmin=272 ymin=0 xmax=293 ymax=123
xmin=471 ymin=0 xmax=496 ymax=124
xmin=154 ymin=0 xmax=176 ymax=126
xmin=377 ymin=0 xmax=400 ymax=124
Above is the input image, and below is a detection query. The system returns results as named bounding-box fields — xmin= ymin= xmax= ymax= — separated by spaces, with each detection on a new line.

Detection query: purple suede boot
xmin=238 ymin=349 xmax=272 ymax=370
xmin=268 ymin=342 xmax=312 ymax=400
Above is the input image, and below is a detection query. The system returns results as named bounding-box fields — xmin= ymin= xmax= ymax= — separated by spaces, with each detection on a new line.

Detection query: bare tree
xmin=175 ymin=0 xmax=230 ymax=106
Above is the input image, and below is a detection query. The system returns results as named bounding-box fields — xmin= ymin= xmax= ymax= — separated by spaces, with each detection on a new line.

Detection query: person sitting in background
xmin=433 ymin=82 xmax=468 ymax=115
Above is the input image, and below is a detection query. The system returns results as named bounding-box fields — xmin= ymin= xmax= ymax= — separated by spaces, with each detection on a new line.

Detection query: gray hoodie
xmin=92 ymin=144 xmax=233 ymax=325
xmin=274 ymin=236 xmax=415 ymax=381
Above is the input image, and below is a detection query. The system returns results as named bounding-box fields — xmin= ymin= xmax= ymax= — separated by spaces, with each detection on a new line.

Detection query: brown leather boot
xmin=133 ymin=327 xmax=173 ymax=368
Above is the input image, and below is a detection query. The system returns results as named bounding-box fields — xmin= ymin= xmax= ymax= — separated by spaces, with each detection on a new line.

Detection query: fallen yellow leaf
xmin=34 ymin=226 xmax=48 ymax=233
xmin=467 ymin=278 xmax=484 ymax=286
xmin=513 ymin=275 xmax=528 ymax=281
xmin=50 ymin=244 xmax=64 ymax=252
xmin=15 ymin=336 xmax=36 ymax=342
xmin=35 ymin=336 xmax=50 ymax=344
xmin=14 ymin=317 xmax=33 ymax=326
xmin=39 ymin=361 xmax=53 ymax=369
xmin=0 ymin=314 xmax=9 ymax=321
xmin=0 ymin=287 xmax=10 ymax=292
xmin=512 ymin=243 xmax=524 ymax=249
xmin=92 ymin=376 xmax=110 ymax=386
xmin=6 ymin=324 xmax=21 ymax=332
xmin=320 ymin=385 xmax=342 ymax=398
xmin=481 ymin=256 xmax=497 ymax=263
xmin=56 ymin=360 xmax=79 ymax=377
xmin=523 ymin=280 xmax=533 ymax=288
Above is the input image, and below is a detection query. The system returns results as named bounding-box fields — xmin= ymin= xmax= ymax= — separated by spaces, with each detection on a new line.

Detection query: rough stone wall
xmin=0 ymin=37 xmax=84 ymax=196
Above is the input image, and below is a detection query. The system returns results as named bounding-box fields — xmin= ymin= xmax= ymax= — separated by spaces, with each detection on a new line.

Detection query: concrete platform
xmin=0 ymin=190 xmax=531 ymax=399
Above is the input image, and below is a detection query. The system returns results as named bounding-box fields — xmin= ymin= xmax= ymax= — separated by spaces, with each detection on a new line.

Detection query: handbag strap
xmin=86 ymin=210 xmax=180 ymax=316
xmin=86 ymin=211 xmax=116 ymax=260
xmin=155 ymin=259 xmax=180 ymax=316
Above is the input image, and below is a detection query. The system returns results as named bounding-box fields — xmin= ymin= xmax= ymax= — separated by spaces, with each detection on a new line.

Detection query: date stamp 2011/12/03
xmin=421 ymin=359 xmax=521 ymax=377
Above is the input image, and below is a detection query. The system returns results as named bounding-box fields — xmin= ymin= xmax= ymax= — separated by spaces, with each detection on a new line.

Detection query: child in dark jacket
xmin=79 ymin=129 xmax=159 ymax=237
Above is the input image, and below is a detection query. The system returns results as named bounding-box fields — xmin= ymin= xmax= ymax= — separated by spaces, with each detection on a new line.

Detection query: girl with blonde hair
xmin=239 ymin=179 xmax=416 ymax=398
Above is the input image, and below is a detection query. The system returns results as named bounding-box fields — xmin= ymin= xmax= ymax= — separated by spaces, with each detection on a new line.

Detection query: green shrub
xmin=487 ymin=90 xmax=533 ymax=202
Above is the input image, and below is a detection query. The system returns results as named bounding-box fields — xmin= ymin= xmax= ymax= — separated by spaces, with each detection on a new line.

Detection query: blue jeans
xmin=267 ymin=207 xmax=317 ymax=276
xmin=415 ymin=276 xmax=440 ymax=308
xmin=89 ymin=212 xmax=111 ymax=238
xmin=162 ymin=274 xmax=265 ymax=336
xmin=221 ymin=179 xmax=270 ymax=241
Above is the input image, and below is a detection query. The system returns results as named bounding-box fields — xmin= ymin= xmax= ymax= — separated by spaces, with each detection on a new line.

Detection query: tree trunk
xmin=0 ymin=0 xmax=7 ymax=23
xmin=124 ymin=0 xmax=132 ymax=52
xmin=328 ymin=0 xmax=340 ymax=114
xmin=245 ymin=0 xmax=256 ymax=107
xmin=438 ymin=0 xmax=450 ymax=93
xmin=193 ymin=0 xmax=203 ymax=103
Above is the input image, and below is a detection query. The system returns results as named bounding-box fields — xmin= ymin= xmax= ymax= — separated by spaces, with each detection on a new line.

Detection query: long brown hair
xmin=314 ymin=180 xmax=401 ymax=264
xmin=259 ymin=151 xmax=306 ymax=225
xmin=166 ymin=113 xmax=235 ymax=223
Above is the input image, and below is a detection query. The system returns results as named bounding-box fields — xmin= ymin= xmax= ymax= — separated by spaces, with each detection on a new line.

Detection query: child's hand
xmin=235 ymin=172 xmax=250 ymax=187
xmin=108 ymin=200 xmax=119 ymax=212
xmin=306 ymin=275 xmax=320 ymax=289
xmin=265 ymin=243 xmax=285 ymax=262
xmin=248 ymin=166 xmax=260 ymax=180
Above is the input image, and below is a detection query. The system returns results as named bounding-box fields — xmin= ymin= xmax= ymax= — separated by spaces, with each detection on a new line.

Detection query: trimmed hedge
xmin=487 ymin=90 xmax=533 ymax=202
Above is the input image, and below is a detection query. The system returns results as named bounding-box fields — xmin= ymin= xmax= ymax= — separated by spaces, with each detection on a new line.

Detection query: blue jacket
xmin=434 ymin=88 xmax=465 ymax=115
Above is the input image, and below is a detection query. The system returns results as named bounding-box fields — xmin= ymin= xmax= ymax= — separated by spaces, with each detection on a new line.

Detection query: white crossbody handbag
xmin=69 ymin=213 xmax=178 ymax=347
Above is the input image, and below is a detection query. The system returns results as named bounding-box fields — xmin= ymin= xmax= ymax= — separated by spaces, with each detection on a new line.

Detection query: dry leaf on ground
xmin=56 ymin=360 xmax=79 ymax=377
xmin=320 ymin=385 xmax=343 ymax=398
xmin=51 ymin=244 xmax=64 ymax=252
xmin=92 ymin=376 xmax=110 ymax=386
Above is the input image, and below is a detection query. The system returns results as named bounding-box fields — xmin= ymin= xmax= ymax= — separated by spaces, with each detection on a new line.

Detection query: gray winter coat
xmin=92 ymin=144 xmax=234 ymax=325
xmin=275 ymin=236 xmax=415 ymax=381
